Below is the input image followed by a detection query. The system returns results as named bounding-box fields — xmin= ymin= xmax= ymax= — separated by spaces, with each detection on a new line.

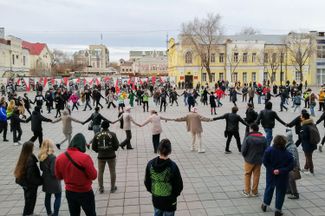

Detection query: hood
xmin=69 ymin=133 xmax=87 ymax=153
xmin=285 ymin=129 xmax=294 ymax=147
xmin=152 ymin=157 xmax=172 ymax=173
xmin=302 ymin=119 xmax=314 ymax=126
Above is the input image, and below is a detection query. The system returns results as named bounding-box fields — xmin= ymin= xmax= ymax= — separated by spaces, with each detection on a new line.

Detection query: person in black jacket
xmin=145 ymin=139 xmax=183 ymax=215
xmin=83 ymin=107 xmax=111 ymax=135
xmin=11 ymin=107 xmax=26 ymax=145
xmin=255 ymin=102 xmax=287 ymax=146
xmin=54 ymin=93 xmax=64 ymax=118
xmin=276 ymin=89 xmax=288 ymax=112
xmin=92 ymin=121 xmax=119 ymax=194
xmin=14 ymin=141 xmax=43 ymax=216
xmin=82 ymin=89 xmax=92 ymax=111
xmin=244 ymin=103 xmax=258 ymax=136
xmin=45 ymin=90 xmax=54 ymax=114
xmin=213 ymin=106 xmax=248 ymax=153
xmin=26 ymin=106 xmax=52 ymax=147
xmin=92 ymin=88 xmax=104 ymax=109
xmin=23 ymin=93 xmax=33 ymax=116
xmin=34 ymin=91 xmax=47 ymax=112
xmin=316 ymin=110 xmax=325 ymax=152
xmin=287 ymin=109 xmax=308 ymax=147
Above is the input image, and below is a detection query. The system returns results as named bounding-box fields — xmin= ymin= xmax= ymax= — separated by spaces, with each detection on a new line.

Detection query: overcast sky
xmin=1 ymin=0 xmax=324 ymax=61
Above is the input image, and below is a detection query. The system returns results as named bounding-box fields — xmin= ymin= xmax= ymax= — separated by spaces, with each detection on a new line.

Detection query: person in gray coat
xmin=241 ymin=123 xmax=267 ymax=197
xmin=285 ymin=129 xmax=301 ymax=199
xmin=38 ymin=139 xmax=62 ymax=216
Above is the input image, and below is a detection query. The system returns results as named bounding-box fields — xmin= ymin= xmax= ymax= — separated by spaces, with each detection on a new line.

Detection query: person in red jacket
xmin=55 ymin=133 xmax=97 ymax=216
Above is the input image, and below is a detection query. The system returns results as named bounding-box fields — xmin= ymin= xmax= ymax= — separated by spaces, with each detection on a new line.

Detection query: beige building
xmin=73 ymin=44 xmax=110 ymax=75
xmin=119 ymin=59 xmax=134 ymax=75
xmin=130 ymin=50 xmax=167 ymax=76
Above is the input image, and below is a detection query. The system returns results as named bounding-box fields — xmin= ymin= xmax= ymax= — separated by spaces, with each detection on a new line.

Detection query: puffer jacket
xmin=242 ymin=132 xmax=267 ymax=164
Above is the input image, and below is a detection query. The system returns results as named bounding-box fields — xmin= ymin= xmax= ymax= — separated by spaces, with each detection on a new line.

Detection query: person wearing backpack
xmin=301 ymin=112 xmax=320 ymax=175
xmin=316 ymin=110 xmax=325 ymax=152
xmin=92 ymin=121 xmax=119 ymax=194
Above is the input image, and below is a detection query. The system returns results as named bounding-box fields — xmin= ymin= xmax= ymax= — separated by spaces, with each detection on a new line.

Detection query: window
xmin=219 ymin=73 xmax=224 ymax=81
xmin=317 ymin=45 xmax=325 ymax=58
xmin=252 ymin=53 xmax=256 ymax=63
xmin=231 ymin=72 xmax=238 ymax=82
xmin=252 ymin=72 xmax=257 ymax=82
xmin=264 ymin=53 xmax=269 ymax=63
xmin=317 ymin=69 xmax=325 ymax=85
xmin=126 ymin=69 xmax=128 ymax=72
xmin=295 ymin=71 xmax=302 ymax=81
xmin=272 ymin=53 xmax=277 ymax=63
xmin=264 ymin=72 xmax=269 ymax=81
xmin=233 ymin=53 xmax=239 ymax=62
xmin=130 ymin=68 xmax=132 ymax=72
xmin=211 ymin=53 xmax=215 ymax=63
xmin=185 ymin=51 xmax=192 ymax=64
xmin=211 ymin=73 xmax=215 ymax=82
xmin=12 ymin=55 xmax=15 ymax=65
xmin=203 ymin=53 xmax=208 ymax=62
xmin=23 ymin=56 xmax=26 ymax=66
xmin=202 ymin=73 xmax=207 ymax=82
xmin=219 ymin=53 xmax=224 ymax=63
xmin=280 ymin=53 xmax=284 ymax=63
xmin=272 ymin=72 xmax=276 ymax=82
xmin=243 ymin=72 xmax=247 ymax=83
xmin=243 ymin=53 xmax=248 ymax=63
xmin=122 ymin=68 xmax=125 ymax=72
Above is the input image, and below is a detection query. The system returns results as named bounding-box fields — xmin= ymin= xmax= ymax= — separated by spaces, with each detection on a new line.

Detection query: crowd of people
xmin=0 ymin=78 xmax=324 ymax=216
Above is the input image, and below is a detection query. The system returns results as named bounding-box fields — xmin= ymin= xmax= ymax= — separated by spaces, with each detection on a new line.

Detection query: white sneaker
xmin=18 ymin=141 xmax=22 ymax=145
xmin=198 ymin=149 xmax=205 ymax=153
xmin=13 ymin=142 xmax=19 ymax=146
xmin=319 ymin=145 xmax=323 ymax=152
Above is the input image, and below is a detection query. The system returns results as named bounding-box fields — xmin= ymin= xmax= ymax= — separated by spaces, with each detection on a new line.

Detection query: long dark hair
xmin=14 ymin=142 xmax=34 ymax=180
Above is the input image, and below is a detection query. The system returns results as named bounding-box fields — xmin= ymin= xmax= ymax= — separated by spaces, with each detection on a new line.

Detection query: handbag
xmin=64 ymin=152 xmax=86 ymax=174
xmin=291 ymin=168 xmax=301 ymax=180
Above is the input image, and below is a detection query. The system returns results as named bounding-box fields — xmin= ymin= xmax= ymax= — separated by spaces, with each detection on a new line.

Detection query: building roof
xmin=22 ymin=41 xmax=46 ymax=55
xmin=223 ymin=34 xmax=287 ymax=44
xmin=0 ymin=38 xmax=10 ymax=45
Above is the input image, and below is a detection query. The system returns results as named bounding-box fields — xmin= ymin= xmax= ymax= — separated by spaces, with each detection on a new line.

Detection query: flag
xmin=152 ymin=76 xmax=156 ymax=85
xmin=43 ymin=77 xmax=48 ymax=87
xmin=115 ymin=79 xmax=120 ymax=93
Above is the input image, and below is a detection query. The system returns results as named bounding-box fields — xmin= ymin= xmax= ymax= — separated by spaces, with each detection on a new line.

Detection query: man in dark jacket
xmin=213 ymin=106 xmax=248 ymax=153
xmin=287 ymin=109 xmax=308 ymax=147
xmin=255 ymin=102 xmax=287 ymax=146
xmin=26 ymin=106 xmax=52 ymax=147
xmin=241 ymin=123 xmax=267 ymax=197
xmin=316 ymin=110 xmax=325 ymax=152
xmin=244 ymin=103 xmax=258 ymax=136
xmin=276 ymin=88 xmax=288 ymax=112
xmin=145 ymin=139 xmax=183 ymax=215
xmin=82 ymin=89 xmax=92 ymax=111
xmin=92 ymin=121 xmax=119 ymax=194
xmin=92 ymin=89 xmax=104 ymax=109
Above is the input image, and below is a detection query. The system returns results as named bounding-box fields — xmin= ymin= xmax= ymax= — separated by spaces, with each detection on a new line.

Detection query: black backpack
xmin=308 ymin=124 xmax=321 ymax=146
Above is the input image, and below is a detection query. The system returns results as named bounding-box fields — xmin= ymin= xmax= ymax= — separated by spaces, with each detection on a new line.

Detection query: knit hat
xmin=69 ymin=133 xmax=87 ymax=153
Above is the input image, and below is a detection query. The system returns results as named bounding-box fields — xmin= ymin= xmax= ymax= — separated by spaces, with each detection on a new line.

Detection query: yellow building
xmin=168 ymin=33 xmax=319 ymax=87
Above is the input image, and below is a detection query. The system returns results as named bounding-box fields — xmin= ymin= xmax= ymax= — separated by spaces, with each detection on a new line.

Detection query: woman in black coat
xmin=14 ymin=141 xmax=43 ymax=216
xmin=54 ymin=93 xmax=64 ymax=118
xmin=39 ymin=140 xmax=62 ymax=216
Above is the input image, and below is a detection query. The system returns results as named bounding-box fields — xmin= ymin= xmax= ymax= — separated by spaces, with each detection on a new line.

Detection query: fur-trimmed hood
xmin=302 ymin=118 xmax=314 ymax=126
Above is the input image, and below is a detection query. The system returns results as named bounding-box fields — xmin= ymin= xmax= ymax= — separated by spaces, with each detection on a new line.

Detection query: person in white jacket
xmin=139 ymin=110 xmax=171 ymax=153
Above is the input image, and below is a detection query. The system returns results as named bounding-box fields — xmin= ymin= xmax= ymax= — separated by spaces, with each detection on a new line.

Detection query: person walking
xmin=144 ymin=139 xmax=183 ymax=216
xmin=248 ymin=87 xmax=255 ymax=106
xmin=82 ymin=89 xmax=92 ymax=111
xmin=23 ymin=93 xmax=33 ymax=115
xmin=242 ymin=84 xmax=248 ymax=102
xmin=0 ymin=100 xmax=8 ymax=142
xmin=261 ymin=135 xmax=294 ymax=216
xmin=256 ymin=102 xmax=287 ymax=146
xmin=53 ymin=110 xmax=83 ymax=149
xmin=14 ymin=141 xmax=43 ymax=216
xmin=213 ymin=106 xmax=248 ymax=153
xmin=142 ymin=90 xmax=150 ymax=112
xmin=106 ymin=90 xmax=117 ymax=109
xmin=92 ymin=121 xmax=119 ymax=194
xmin=276 ymin=89 xmax=288 ymax=112
xmin=38 ymin=139 xmax=62 ymax=216
xmin=11 ymin=107 xmax=26 ymax=145
xmin=69 ymin=92 xmax=80 ymax=111
xmin=316 ymin=110 xmax=325 ymax=152
xmin=139 ymin=110 xmax=170 ymax=153
xmin=112 ymin=107 xmax=140 ymax=150
xmin=300 ymin=112 xmax=318 ymax=175
xmin=309 ymin=90 xmax=317 ymax=116
xmin=159 ymin=88 xmax=168 ymax=112
xmin=209 ymin=92 xmax=217 ymax=115
xmin=55 ymin=133 xmax=97 ymax=216
xmin=26 ymin=106 xmax=52 ymax=147
xmin=241 ymin=123 xmax=267 ymax=197
xmin=174 ymin=107 xmax=212 ymax=153
xmin=83 ymin=107 xmax=111 ymax=135
xmin=54 ymin=92 xmax=64 ymax=118
xmin=187 ymin=92 xmax=195 ymax=112
xmin=285 ymin=129 xmax=301 ymax=200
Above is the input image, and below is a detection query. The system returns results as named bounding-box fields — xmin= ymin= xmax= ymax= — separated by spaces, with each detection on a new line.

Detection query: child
xmin=209 ymin=92 xmax=217 ymax=115
xmin=39 ymin=140 xmax=62 ymax=216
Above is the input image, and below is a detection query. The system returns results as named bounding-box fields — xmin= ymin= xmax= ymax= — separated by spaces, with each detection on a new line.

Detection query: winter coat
xmin=40 ymin=154 xmax=62 ymax=194
xmin=301 ymin=119 xmax=317 ymax=153
xmin=10 ymin=112 xmax=25 ymax=129
xmin=256 ymin=109 xmax=286 ymax=129
xmin=213 ymin=113 xmax=247 ymax=132
xmin=316 ymin=112 xmax=325 ymax=127
xmin=245 ymin=108 xmax=258 ymax=124
xmin=0 ymin=106 xmax=7 ymax=122
xmin=141 ymin=114 xmax=168 ymax=135
xmin=175 ymin=112 xmax=210 ymax=134
xmin=287 ymin=116 xmax=302 ymax=135
xmin=26 ymin=111 xmax=52 ymax=132
xmin=69 ymin=94 xmax=79 ymax=104
xmin=53 ymin=112 xmax=81 ymax=134
xmin=84 ymin=112 xmax=109 ymax=126
xmin=92 ymin=129 xmax=119 ymax=160
xmin=263 ymin=146 xmax=294 ymax=189
xmin=285 ymin=130 xmax=300 ymax=169
xmin=144 ymin=157 xmax=183 ymax=212
xmin=242 ymin=132 xmax=267 ymax=164
xmin=16 ymin=154 xmax=43 ymax=188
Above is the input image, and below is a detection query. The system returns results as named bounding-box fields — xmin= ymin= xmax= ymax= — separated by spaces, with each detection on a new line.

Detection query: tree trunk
xmin=206 ymin=66 xmax=212 ymax=82
xmin=300 ymin=65 xmax=303 ymax=82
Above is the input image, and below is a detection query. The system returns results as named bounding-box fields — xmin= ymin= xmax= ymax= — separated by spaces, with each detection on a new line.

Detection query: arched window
xmin=185 ymin=51 xmax=192 ymax=64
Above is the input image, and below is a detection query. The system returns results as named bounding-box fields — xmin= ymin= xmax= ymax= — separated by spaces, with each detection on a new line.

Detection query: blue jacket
xmin=0 ymin=107 xmax=7 ymax=122
xmin=263 ymin=146 xmax=294 ymax=188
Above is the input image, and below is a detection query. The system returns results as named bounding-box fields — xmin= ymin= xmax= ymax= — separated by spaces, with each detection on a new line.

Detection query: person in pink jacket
xmin=69 ymin=92 xmax=79 ymax=111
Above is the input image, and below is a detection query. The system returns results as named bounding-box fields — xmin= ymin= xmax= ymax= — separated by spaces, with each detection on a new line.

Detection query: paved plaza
xmin=1 ymin=93 xmax=325 ymax=216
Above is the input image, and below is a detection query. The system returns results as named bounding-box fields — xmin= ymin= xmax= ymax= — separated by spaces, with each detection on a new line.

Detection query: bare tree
xmin=51 ymin=49 xmax=85 ymax=75
xmin=237 ymin=27 xmax=260 ymax=35
xmin=285 ymin=32 xmax=315 ymax=82
xmin=262 ymin=46 xmax=286 ymax=84
xmin=181 ymin=13 xmax=223 ymax=82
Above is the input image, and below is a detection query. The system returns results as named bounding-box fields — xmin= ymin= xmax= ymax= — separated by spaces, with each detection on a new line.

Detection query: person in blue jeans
xmin=261 ymin=135 xmax=294 ymax=216
xmin=145 ymin=139 xmax=183 ymax=216
xmin=255 ymin=102 xmax=287 ymax=146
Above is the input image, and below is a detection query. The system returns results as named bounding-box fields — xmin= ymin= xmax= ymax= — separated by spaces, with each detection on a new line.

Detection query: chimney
xmin=0 ymin=27 xmax=4 ymax=39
